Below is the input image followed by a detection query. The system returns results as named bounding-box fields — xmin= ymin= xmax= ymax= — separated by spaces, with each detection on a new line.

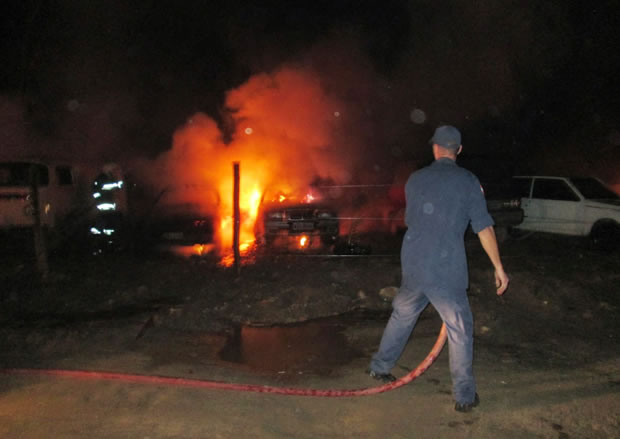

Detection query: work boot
xmin=454 ymin=393 xmax=480 ymax=413
xmin=367 ymin=369 xmax=397 ymax=383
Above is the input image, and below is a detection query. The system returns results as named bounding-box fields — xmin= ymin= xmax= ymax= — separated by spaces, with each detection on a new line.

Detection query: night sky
xmin=2 ymin=0 xmax=619 ymax=184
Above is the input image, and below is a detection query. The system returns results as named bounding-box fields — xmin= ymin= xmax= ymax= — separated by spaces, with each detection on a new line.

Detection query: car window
xmin=56 ymin=166 xmax=74 ymax=185
xmin=0 ymin=162 xmax=49 ymax=186
xmin=570 ymin=177 xmax=619 ymax=200
xmin=532 ymin=179 xmax=580 ymax=201
xmin=512 ymin=178 xmax=532 ymax=198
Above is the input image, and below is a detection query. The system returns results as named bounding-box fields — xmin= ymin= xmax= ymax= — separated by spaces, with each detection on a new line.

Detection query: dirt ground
xmin=0 ymin=232 xmax=619 ymax=438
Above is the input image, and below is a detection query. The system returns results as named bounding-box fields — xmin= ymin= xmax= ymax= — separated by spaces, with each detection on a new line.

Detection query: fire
xmin=248 ymin=187 xmax=262 ymax=218
xmin=216 ymin=183 xmax=324 ymax=260
xmin=217 ymin=178 xmax=264 ymax=253
xmin=143 ymin=66 xmax=360 ymax=262
xmin=303 ymin=193 xmax=316 ymax=203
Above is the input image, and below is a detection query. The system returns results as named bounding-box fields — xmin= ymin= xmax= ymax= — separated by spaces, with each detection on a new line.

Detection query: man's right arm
xmin=477 ymin=226 xmax=509 ymax=295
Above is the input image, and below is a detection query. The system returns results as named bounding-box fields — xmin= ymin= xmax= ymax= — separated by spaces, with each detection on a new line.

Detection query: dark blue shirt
xmin=400 ymin=158 xmax=494 ymax=291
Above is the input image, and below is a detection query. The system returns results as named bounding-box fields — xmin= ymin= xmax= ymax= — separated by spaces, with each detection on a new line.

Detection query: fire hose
xmin=0 ymin=324 xmax=446 ymax=397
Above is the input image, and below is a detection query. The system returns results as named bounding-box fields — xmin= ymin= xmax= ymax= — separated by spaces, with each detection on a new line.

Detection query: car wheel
xmin=590 ymin=221 xmax=620 ymax=252
xmin=320 ymin=233 xmax=337 ymax=246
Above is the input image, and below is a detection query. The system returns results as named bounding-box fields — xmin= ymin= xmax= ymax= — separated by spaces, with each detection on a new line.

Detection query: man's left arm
xmin=477 ymin=226 xmax=509 ymax=296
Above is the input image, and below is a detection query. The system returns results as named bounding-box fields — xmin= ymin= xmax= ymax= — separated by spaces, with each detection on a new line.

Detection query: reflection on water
xmin=219 ymin=320 xmax=363 ymax=375
xmin=155 ymin=243 xmax=216 ymax=258
xmin=153 ymin=242 xmax=259 ymax=266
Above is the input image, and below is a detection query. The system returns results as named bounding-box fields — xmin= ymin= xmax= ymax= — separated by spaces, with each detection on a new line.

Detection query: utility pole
xmin=233 ymin=162 xmax=241 ymax=276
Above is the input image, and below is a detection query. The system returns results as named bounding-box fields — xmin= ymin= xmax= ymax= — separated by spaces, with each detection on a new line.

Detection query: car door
xmin=513 ymin=177 xmax=535 ymax=230
xmin=524 ymin=178 xmax=583 ymax=235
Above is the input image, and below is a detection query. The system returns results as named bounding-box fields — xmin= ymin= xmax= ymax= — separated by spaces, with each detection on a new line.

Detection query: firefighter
xmin=89 ymin=163 xmax=126 ymax=253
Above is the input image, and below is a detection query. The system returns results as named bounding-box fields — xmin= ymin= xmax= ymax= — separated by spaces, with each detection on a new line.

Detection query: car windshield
xmin=570 ymin=177 xmax=619 ymax=200
xmin=261 ymin=187 xmax=322 ymax=205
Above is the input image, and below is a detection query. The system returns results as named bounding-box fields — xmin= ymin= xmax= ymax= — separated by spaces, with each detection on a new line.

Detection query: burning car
xmin=136 ymin=184 xmax=219 ymax=255
xmin=149 ymin=203 xmax=215 ymax=246
xmin=254 ymin=190 xmax=339 ymax=250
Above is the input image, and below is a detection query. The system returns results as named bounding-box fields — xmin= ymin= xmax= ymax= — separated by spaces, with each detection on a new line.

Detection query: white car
xmin=512 ymin=176 xmax=620 ymax=249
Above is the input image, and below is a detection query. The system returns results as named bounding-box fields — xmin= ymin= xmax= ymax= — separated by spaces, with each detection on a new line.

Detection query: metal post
xmin=29 ymin=165 xmax=49 ymax=280
xmin=233 ymin=162 xmax=241 ymax=275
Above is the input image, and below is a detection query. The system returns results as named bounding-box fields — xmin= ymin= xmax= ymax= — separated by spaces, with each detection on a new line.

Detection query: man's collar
xmin=435 ymin=157 xmax=457 ymax=165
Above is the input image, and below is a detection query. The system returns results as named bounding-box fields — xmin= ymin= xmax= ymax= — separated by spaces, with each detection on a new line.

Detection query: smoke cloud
xmin=0 ymin=97 xmax=32 ymax=158
xmin=131 ymin=64 xmax=372 ymax=248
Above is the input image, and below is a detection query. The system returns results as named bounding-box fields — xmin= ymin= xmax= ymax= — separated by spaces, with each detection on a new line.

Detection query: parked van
xmin=0 ymin=158 xmax=91 ymax=230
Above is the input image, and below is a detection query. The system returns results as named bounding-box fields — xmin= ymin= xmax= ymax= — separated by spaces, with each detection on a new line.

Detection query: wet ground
xmin=217 ymin=312 xmax=377 ymax=375
xmin=0 ymin=231 xmax=619 ymax=438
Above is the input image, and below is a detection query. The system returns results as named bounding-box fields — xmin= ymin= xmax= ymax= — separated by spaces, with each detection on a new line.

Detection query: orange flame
xmin=140 ymin=66 xmax=359 ymax=262
xmin=218 ymin=182 xmax=262 ymax=251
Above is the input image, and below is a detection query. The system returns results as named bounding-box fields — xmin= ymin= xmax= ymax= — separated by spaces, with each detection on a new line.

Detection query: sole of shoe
xmin=367 ymin=369 xmax=397 ymax=383
xmin=455 ymin=393 xmax=480 ymax=412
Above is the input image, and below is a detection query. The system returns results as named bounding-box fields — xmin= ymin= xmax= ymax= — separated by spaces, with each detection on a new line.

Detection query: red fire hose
xmin=0 ymin=324 xmax=446 ymax=397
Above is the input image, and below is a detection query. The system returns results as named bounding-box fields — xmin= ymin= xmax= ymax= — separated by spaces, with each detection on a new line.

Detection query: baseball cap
xmin=429 ymin=125 xmax=461 ymax=150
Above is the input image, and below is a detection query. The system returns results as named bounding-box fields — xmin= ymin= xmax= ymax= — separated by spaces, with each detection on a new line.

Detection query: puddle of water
xmin=139 ymin=309 xmax=390 ymax=374
xmin=218 ymin=317 xmax=369 ymax=376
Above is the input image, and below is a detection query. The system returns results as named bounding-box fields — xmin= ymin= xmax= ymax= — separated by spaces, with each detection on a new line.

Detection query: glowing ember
xmin=298 ymin=235 xmax=309 ymax=248
xmin=303 ymin=192 xmax=316 ymax=203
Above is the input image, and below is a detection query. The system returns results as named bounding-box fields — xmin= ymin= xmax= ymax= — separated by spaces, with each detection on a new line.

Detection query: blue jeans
xmin=369 ymin=283 xmax=476 ymax=404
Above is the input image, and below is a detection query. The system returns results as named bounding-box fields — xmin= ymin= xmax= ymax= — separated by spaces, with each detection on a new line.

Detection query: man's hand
xmin=494 ymin=268 xmax=509 ymax=296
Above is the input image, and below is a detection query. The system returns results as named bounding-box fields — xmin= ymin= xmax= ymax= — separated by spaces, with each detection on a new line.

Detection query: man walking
xmin=368 ymin=125 xmax=509 ymax=412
